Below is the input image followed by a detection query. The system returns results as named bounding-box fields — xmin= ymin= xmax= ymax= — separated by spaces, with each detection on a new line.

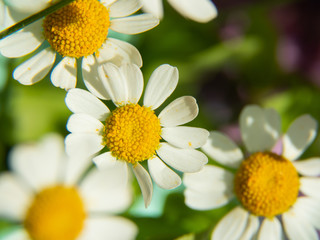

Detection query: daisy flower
xmin=0 ymin=134 xmax=138 ymax=240
xmin=184 ymin=105 xmax=320 ymax=240
xmin=65 ymin=63 xmax=209 ymax=207
xmin=0 ymin=0 xmax=159 ymax=90
xmin=139 ymin=0 xmax=218 ymax=23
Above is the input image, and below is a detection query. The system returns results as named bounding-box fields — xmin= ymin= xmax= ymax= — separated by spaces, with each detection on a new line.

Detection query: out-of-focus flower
xmin=184 ymin=105 xmax=320 ymax=239
xmin=139 ymin=0 xmax=217 ymax=23
xmin=0 ymin=134 xmax=138 ymax=240
xmin=273 ymin=0 xmax=320 ymax=87
xmin=0 ymin=0 xmax=4 ymax=28
xmin=65 ymin=63 xmax=209 ymax=207
xmin=0 ymin=0 xmax=159 ymax=90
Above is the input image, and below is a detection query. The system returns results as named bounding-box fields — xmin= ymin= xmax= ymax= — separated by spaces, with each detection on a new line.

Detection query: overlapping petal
xmin=148 ymin=156 xmax=181 ymax=189
xmin=283 ymin=207 xmax=318 ymax=240
xmin=258 ymin=218 xmax=283 ymax=240
xmin=240 ymin=105 xmax=281 ymax=153
xmin=157 ymin=143 xmax=207 ymax=173
xmin=65 ymin=88 xmax=110 ymax=121
xmin=202 ymin=131 xmax=243 ymax=168
xmin=110 ymin=13 xmax=159 ymax=34
xmin=282 ymin=114 xmax=318 ymax=161
xmin=211 ymin=207 xmax=249 ymax=240
xmin=51 ymin=56 xmax=77 ymax=90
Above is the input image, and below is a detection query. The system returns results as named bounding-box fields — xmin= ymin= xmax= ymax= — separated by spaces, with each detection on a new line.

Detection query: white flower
xmin=0 ymin=134 xmax=137 ymax=240
xmin=139 ymin=0 xmax=218 ymax=23
xmin=0 ymin=0 xmax=159 ymax=90
xmin=65 ymin=63 xmax=209 ymax=207
xmin=184 ymin=105 xmax=320 ymax=240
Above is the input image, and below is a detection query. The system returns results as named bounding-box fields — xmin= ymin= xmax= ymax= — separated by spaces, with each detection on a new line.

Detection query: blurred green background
xmin=1 ymin=0 xmax=320 ymax=239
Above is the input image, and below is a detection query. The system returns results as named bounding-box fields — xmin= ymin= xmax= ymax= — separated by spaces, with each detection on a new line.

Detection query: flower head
xmin=65 ymin=63 xmax=209 ymax=207
xmin=0 ymin=0 xmax=159 ymax=90
xmin=0 ymin=134 xmax=137 ymax=240
xmin=184 ymin=105 xmax=320 ymax=239
xmin=139 ymin=0 xmax=218 ymax=23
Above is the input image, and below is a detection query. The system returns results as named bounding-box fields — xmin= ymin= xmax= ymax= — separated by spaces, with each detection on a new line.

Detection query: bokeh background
xmin=1 ymin=0 xmax=320 ymax=239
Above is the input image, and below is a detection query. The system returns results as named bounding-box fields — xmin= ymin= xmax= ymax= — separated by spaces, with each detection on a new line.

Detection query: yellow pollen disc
xmin=43 ymin=0 xmax=109 ymax=58
xmin=234 ymin=152 xmax=300 ymax=217
xmin=104 ymin=104 xmax=162 ymax=164
xmin=24 ymin=185 xmax=86 ymax=240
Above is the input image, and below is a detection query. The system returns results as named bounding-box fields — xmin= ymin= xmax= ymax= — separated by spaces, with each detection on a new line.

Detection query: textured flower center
xmin=234 ymin=152 xmax=299 ymax=217
xmin=104 ymin=104 xmax=162 ymax=164
xmin=43 ymin=0 xmax=109 ymax=58
xmin=24 ymin=185 xmax=86 ymax=240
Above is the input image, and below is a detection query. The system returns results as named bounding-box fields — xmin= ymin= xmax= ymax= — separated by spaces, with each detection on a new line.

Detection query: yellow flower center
xmin=24 ymin=185 xmax=86 ymax=240
xmin=43 ymin=0 xmax=109 ymax=58
xmin=104 ymin=104 xmax=162 ymax=164
xmin=234 ymin=152 xmax=300 ymax=217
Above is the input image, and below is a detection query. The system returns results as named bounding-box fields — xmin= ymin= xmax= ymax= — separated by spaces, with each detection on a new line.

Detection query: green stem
xmin=0 ymin=0 xmax=76 ymax=40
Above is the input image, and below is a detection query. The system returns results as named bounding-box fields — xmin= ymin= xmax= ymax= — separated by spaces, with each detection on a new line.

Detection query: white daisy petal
xmin=64 ymin=154 xmax=92 ymax=186
xmin=143 ymin=64 xmax=179 ymax=110
xmin=292 ymin=197 xmax=320 ymax=229
xmin=148 ymin=156 xmax=181 ymax=189
xmin=9 ymin=134 xmax=64 ymax=191
xmin=79 ymin=167 xmax=131 ymax=213
xmin=0 ymin=21 xmax=44 ymax=58
xmin=110 ymin=13 xmax=159 ymax=34
xmin=93 ymin=152 xmax=128 ymax=175
xmin=283 ymin=207 xmax=318 ymax=240
xmin=159 ymin=96 xmax=199 ymax=127
xmin=161 ymin=126 xmax=209 ymax=149
xmin=78 ymin=216 xmax=138 ymax=240
xmin=240 ymin=105 xmax=281 ymax=153
xmin=184 ymin=188 xmax=233 ymax=210
xmin=65 ymin=133 xmax=104 ymax=158
xmin=101 ymin=0 xmax=117 ymax=7
xmin=66 ymin=113 xmax=104 ymax=134
xmin=0 ymin=174 xmax=32 ymax=221
xmin=109 ymin=0 xmax=142 ymax=18
xmin=157 ymin=143 xmax=208 ymax=173
xmin=1 ymin=228 xmax=31 ymax=240
xmin=140 ymin=0 xmax=163 ymax=19
xmin=211 ymin=207 xmax=249 ymax=240
xmin=258 ymin=218 xmax=282 ymax=240
xmin=201 ymin=131 xmax=243 ymax=168
xmin=240 ymin=214 xmax=259 ymax=240
xmin=13 ymin=47 xmax=56 ymax=85
xmin=184 ymin=165 xmax=234 ymax=210
xmin=65 ymin=88 xmax=110 ymax=121
xmin=132 ymin=163 xmax=153 ymax=208
xmin=7 ymin=0 xmax=50 ymax=14
xmin=98 ymin=63 xmax=129 ymax=105
xmin=0 ymin=2 xmax=4 ymax=27
xmin=82 ymin=54 xmax=111 ymax=100
xmin=293 ymin=157 xmax=320 ymax=176
xmin=300 ymin=177 xmax=320 ymax=198
xmin=183 ymin=165 xmax=234 ymax=193
xmin=282 ymin=114 xmax=318 ymax=161
xmin=167 ymin=0 xmax=218 ymax=23
xmin=97 ymin=38 xmax=142 ymax=67
xmin=51 ymin=57 xmax=77 ymax=90
xmin=120 ymin=63 xmax=143 ymax=104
